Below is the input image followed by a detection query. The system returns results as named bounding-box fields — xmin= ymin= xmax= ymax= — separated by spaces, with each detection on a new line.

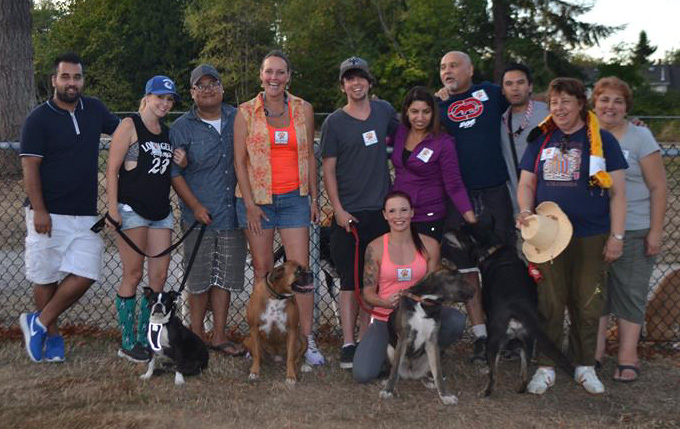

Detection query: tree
xmin=184 ymin=0 xmax=278 ymax=106
xmin=632 ymin=30 xmax=657 ymax=66
xmin=0 ymin=0 xmax=34 ymax=176
xmin=40 ymin=0 xmax=198 ymax=111
xmin=491 ymin=0 xmax=620 ymax=85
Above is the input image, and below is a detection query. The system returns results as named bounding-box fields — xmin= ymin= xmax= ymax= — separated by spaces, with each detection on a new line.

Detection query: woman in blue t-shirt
xmin=516 ymin=77 xmax=627 ymax=396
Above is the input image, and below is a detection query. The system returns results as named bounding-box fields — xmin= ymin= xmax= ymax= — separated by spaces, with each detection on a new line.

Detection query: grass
xmin=1 ymin=336 xmax=679 ymax=429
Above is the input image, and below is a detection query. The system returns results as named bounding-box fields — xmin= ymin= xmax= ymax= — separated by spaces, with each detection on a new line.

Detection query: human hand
xmin=434 ymin=87 xmax=449 ymax=100
xmin=645 ymin=230 xmax=662 ymax=256
xmin=515 ymin=210 xmax=532 ymax=229
xmin=335 ymin=209 xmax=358 ymax=233
xmin=310 ymin=200 xmax=320 ymax=224
xmin=193 ymin=204 xmax=212 ymax=225
xmin=246 ymin=204 xmax=269 ymax=236
xmin=33 ymin=209 xmax=52 ymax=236
xmin=106 ymin=209 xmax=122 ymax=229
xmin=173 ymin=148 xmax=187 ymax=168
xmin=603 ymin=236 xmax=624 ymax=263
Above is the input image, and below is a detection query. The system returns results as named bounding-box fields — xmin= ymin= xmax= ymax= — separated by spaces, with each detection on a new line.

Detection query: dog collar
xmin=265 ymin=271 xmax=294 ymax=300
xmin=403 ymin=292 xmax=443 ymax=307
xmin=148 ymin=323 xmax=164 ymax=352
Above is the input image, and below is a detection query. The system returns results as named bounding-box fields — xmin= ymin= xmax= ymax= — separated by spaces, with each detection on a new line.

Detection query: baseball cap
xmin=145 ymin=75 xmax=179 ymax=101
xmin=339 ymin=56 xmax=374 ymax=82
xmin=190 ymin=64 xmax=221 ymax=87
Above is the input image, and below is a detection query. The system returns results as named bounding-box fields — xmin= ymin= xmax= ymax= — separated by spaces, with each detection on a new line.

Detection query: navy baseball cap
xmin=145 ymin=75 xmax=179 ymax=101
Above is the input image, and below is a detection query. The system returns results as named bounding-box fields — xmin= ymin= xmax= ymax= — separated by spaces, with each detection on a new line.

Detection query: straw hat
xmin=520 ymin=201 xmax=573 ymax=263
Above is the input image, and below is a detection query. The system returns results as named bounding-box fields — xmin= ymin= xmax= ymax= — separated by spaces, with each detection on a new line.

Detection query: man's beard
xmin=55 ymin=86 xmax=81 ymax=104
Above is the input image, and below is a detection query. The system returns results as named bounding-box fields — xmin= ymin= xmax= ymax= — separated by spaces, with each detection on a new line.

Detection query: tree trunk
xmin=492 ymin=0 xmax=509 ymax=83
xmin=0 ymin=0 xmax=34 ymax=177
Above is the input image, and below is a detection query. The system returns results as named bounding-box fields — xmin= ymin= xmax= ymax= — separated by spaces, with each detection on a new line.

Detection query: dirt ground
xmin=1 ymin=334 xmax=678 ymax=429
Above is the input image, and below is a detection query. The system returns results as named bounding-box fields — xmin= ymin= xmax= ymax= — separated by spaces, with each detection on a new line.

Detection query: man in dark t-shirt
xmin=19 ymin=52 xmax=119 ymax=364
xmin=321 ymin=57 xmax=398 ymax=370
xmin=437 ymin=51 xmax=515 ymax=364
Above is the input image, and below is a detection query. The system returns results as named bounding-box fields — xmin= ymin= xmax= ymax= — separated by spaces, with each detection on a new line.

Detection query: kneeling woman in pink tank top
xmin=352 ymin=191 xmax=466 ymax=383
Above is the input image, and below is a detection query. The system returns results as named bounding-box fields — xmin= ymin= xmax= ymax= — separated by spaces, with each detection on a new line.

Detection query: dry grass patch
xmin=1 ymin=337 xmax=679 ymax=429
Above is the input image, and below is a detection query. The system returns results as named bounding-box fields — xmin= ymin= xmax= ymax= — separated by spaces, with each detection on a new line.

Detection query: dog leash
xmin=348 ymin=222 xmax=388 ymax=317
xmin=92 ymin=212 xmax=206 ymax=259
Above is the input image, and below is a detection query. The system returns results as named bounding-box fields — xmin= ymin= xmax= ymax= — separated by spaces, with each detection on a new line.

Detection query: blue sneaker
xmin=19 ymin=312 xmax=47 ymax=362
xmin=44 ymin=335 xmax=65 ymax=363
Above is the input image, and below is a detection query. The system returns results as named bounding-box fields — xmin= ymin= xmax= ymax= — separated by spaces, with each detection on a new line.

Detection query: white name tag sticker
xmin=362 ymin=130 xmax=378 ymax=146
xmin=541 ymin=147 xmax=556 ymax=161
xmin=472 ymin=89 xmax=489 ymax=102
xmin=417 ymin=147 xmax=434 ymax=163
xmin=274 ymin=131 xmax=289 ymax=145
xmin=622 ymin=149 xmax=629 ymax=161
xmin=397 ymin=268 xmax=412 ymax=282
xmin=589 ymin=155 xmax=607 ymax=176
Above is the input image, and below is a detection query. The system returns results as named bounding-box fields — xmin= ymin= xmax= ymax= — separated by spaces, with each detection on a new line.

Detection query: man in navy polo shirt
xmin=437 ymin=51 xmax=515 ymax=365
xmin=19 ymin=52 xmax=119 ymax=363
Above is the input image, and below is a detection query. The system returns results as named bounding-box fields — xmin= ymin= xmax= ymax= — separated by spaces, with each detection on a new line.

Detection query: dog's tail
xmin=511 ymin=303 xmax=574 ymax=376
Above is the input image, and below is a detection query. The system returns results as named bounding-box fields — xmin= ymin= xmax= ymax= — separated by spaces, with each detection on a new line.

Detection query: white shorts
xmin=24 ymin=208 xmax=104 ymax=284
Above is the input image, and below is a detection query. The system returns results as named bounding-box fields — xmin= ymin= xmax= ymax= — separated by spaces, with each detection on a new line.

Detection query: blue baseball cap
xmin=145 ymin=75 xmax=179 ymax=101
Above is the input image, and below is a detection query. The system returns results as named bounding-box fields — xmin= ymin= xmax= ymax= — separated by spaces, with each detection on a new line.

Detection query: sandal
xmin=613 ymin=364 xmax=640 ymax=383
xmin=209 ymin=341 xmax=246 ymax=357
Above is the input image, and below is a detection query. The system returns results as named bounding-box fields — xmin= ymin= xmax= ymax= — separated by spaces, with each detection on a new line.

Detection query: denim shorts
xmin=236 ymin=189 xmax=310 ymax=229
xmin=118 ymin=203 xmax=173 ymax=231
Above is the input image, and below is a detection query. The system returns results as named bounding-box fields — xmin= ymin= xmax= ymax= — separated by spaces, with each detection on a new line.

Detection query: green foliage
xmin=184 ymin=0 xmax=277 ymax=106
xmin=34 ymin=0 xmax=198 ymax=110
xmin=632 ymin=30 xmax=657 ymax=66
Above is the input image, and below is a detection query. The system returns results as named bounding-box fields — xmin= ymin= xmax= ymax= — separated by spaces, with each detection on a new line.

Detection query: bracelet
xmin=611 ymin=233 xmax=624 ymax=241
xmin=520 ymin=209 xmax=532 ymax=216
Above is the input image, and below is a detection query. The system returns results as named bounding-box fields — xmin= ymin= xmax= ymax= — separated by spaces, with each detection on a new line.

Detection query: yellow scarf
xmin=535 ymin=110 xmax=611 ymax=189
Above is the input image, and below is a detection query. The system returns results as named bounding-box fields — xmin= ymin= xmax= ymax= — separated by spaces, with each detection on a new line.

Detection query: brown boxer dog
xmin=244 ymin=261 xmax=314 ymax=384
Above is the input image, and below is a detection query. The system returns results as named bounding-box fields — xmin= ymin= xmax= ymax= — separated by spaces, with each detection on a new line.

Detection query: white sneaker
xmin=305 ymin=335 xmax=325 ymax=366
xmin=527 ymin=367 xmax=556 ymax=395
xmin=574 ymin=366 xmax=605 ymax=394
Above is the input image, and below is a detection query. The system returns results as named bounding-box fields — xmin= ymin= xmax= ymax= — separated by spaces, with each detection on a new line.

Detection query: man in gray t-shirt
xmin=321 ymin=57 xmax=398 ymax=370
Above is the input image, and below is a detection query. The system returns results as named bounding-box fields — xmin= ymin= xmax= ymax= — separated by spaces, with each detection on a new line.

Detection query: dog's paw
xmin=422 ymin=379 xmax=436 ymax=390
xmin=174 ymin=373 xmax=185 ymax=386
xmin=248 ymin=373 xmax=259 ymax=381
xmin=379 ymin=390 xmax=394 ymax=400
xmin=285 ymin=377 xmax=297 ymax=386
xmin=300 ymin=363 xmax=312 ymax=373
xmin=439 ymin=394 xmax=458 ymax=405
xmin=140 ymin=373 xmax=152 ymax=381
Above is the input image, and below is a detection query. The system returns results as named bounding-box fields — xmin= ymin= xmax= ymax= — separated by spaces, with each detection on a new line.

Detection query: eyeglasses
xmin=193 ymin=81 xmax=221 ymax=92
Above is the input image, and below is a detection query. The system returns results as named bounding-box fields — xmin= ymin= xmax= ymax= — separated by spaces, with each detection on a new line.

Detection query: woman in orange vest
xmin=234 ymin=50 xmax=323 ymax=367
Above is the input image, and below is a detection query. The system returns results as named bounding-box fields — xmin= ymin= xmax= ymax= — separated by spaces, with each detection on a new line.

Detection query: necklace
xmin=263 ymin=93 xmax=288 ymax=118
xmin=505 ymin=100 xmax=534 ymax=137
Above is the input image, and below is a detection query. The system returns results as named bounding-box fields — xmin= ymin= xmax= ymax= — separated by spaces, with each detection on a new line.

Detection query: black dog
xmin=141 ymin=287 xmax=209 ymax=385
xmin=380 ymin=267 xmax=474 ymax=405
xmin=442 ymin=228 xmax=572 ymax=396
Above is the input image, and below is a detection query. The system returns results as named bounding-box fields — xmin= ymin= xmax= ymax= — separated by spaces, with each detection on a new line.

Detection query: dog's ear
xmin=143 ymin=287 xmax=153 ymax=300
xmin=169 ymin=291 xmax=179 ymax=304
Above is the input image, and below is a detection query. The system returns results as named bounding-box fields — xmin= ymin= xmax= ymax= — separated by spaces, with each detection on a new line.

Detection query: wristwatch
xmin=611 ymin=233 xmax=624 ymax=241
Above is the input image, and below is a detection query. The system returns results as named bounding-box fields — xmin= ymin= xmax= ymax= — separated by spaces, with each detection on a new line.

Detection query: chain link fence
xmin=0 ymin=139 xmax=679 ymax=346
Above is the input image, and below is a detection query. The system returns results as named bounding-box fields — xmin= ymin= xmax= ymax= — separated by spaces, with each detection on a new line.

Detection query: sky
xmin=577 ymin=0 xmax=679 ymax=61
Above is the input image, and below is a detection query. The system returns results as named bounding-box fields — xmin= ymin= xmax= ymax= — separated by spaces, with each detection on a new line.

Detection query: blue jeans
xmin=236 ymin=189 xmax=310 ymax=229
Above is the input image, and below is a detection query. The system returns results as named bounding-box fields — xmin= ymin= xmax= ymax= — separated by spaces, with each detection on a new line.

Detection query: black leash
xmin=91 ymin=213 xmax=207 ymax=293
xmin=92 ymin=213 xmax=203 ymax=258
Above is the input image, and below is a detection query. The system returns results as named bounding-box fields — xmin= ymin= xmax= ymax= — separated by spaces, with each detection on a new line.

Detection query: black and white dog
xmin=141 ymin=287 xmax=209 ymax=385
xmin=380 ymin=266 xmax=474 ymax=405
xmin=441 ymin=228 xmax=572 ymax=396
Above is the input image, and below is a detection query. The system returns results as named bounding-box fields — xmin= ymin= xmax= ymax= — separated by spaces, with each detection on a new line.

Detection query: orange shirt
xmin=373 ymin=234 xmax=428 ymax=322
xmin=269 ymin=110 xmax=300 ymax=194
